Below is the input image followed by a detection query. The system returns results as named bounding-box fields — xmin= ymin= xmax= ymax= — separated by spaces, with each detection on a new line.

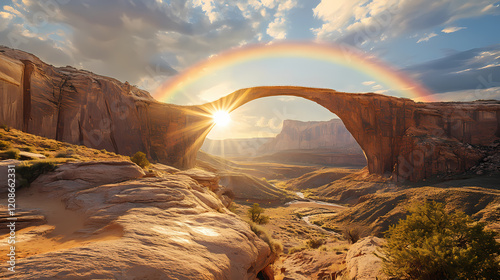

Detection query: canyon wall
xmin=258 ymin=119 xmax=363 ymax=154
xmin=1 ymin=47 xmax=499 ymax=181
xmin=0 ymin=47 xmax=206 ymax=168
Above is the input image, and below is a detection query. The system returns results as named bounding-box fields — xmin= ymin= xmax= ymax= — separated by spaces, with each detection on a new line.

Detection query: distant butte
xmin=1 ymin=47 xmax=499 ymax=181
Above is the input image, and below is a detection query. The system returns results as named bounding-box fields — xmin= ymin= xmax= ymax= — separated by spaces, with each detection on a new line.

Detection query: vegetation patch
xmin=1 ymin=148 xmax=20 ymax=159
xmin=378 ymin=201 xmax=500 ymax=280
xmin=248 ymin=203 xmax=270 ymax=224
xmin=16 ymin=160 xmax=58 ymax=187
xmin=0 ymin=140 xmax=12 ymax=150
xmin=130 ymin=151 xmax=150 ymax=168
xmin=249 ymin=222 xmax=283 ymax=254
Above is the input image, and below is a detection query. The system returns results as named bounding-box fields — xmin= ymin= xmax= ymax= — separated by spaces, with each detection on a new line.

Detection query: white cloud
xmin=417 ymin=32 xmax=437 ymax=43
xmin=362 ymin=81 xmax=376 ymax=86
xmin=192 ymin=0 xmax=219 ymax=23
xmin=312 ymin=0 xmax=498 ymax=46
xmin=266 ymin=17 xmax=287 ymax=40
xmin=441 ymin=26 xmax=466 ymax=33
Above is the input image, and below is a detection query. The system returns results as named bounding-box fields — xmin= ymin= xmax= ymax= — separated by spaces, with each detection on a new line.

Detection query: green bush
xmin=0 ymin=124 xmax=10 ymax=131
xmin=379 ymin=201 xmax=500 ymax=280
xmin=248 ymin=203 xmax=270 ymax=224
xmin=3 ymin=148 xmax=20 ymax=159
xmin=130 ymin=151 xmax=150 ymax=168
xmin=0 ymin=140 xmax=12 ymax=150
xmin=16 ymin=160 xmax=57 ymax=187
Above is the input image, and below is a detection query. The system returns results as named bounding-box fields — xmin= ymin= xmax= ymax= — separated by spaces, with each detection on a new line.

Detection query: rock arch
xmin=170 ymin=86 xmax=499 ymax=181
xmin=190 ymin=86 xmax=408 ymax=176
xmin=2 ymin=47 xmax=498 ymax=181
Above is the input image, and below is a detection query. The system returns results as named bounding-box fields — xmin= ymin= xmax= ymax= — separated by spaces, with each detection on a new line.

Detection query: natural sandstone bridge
xmin=158 ymin=86 xmax=499 ymax=181
xmin=1 ymin=50 xmax=499 ymax=181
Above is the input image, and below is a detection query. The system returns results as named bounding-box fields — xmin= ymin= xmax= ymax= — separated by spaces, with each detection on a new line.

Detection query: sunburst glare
xmin=212 ymin=110 xmax=231 ymax=127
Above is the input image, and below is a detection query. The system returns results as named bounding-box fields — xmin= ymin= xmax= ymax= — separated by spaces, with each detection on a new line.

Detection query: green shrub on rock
xmin=248 ymin=203 xmax=270 ymax=224
xmin=379 ymin=201 xmax=500 ymax=280
xmin=130 ymin=151 xmax=150 ymax=168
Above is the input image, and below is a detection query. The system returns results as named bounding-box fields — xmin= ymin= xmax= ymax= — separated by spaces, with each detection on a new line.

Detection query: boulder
xmin=345 ymin=236 xmax=385 ymax=280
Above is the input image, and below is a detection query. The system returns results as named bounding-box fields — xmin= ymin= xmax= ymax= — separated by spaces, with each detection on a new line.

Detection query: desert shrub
xmin=55 ymin=148 xmax=77 ymax=158
xmin=379 ymin=201 xmax=500 ymax=280
xmin=248 ymin=203 xmax=270 ymax=224
xmin=3 ymin=148 xmax=20 ymax=159
xmin=306 ymin=238 xmax=325 ymax=249
xmin=0 ymin=140 xmax=12 ymax=150
xmin=289 ymin=245 xmax=306 ymax=254
xmin=342 ymin=225 xmax=364 ymax=244
xmin=16 ymin=160 xmax=57 ymax=187
xmin=249 ymin=222 xmax=282 ymax=254
xmin=130 ymin=151 xmax=150 ymax=168
xmin=21 ymin=146 xmax=34 ymax=152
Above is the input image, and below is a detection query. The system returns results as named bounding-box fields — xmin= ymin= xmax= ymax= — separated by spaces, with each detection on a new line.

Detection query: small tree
xmin=248 ymin=203 xmax=269 ymax=224
xmin=130 ymin=151 xmax=150 ymax=168
xmin=379 ymin=201 xmax=500 ymax=280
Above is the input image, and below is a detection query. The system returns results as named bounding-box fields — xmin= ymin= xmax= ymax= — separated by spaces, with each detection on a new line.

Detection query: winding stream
xmin=285 ymin=192 xmax=344 ymax=234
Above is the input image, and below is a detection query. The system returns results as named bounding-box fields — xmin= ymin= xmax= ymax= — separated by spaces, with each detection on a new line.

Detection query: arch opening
xmin=200 ymin=95 xmax=367 ymax=169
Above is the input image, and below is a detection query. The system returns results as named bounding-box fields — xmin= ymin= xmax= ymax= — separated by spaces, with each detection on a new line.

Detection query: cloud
xmin=406 ymin=44 xmax=500 ymax=93
xmin=362 ymin=81 xmax=376 ymax=86
xmin=417 ymin=32 xmax=438 ymax=43
xmin=441 ymin=26 xmax=466 ymax=33
xmin=0 ymin=0 xmax=267 ymax=91
xmin=266 ymin=17 xmax=287 ymax=39
xmin=312 ymin=0 xmax=498 ymax=47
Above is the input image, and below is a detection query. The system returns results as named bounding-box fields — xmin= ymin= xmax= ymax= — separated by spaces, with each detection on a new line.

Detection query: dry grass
xmin=0 ymin=127 xmax=129 ymax=162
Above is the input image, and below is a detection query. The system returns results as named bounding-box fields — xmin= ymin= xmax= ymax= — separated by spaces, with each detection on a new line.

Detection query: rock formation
xmin=1 ymin=47 xmax=500 ymax=181
xmin=345 ymin=237 xmax=385 ymax=280
xmin=258 ymin=119 xmax=362 ymax=154
xmin=202 ymin=87 xmax=500 ymax=181
xmin=1 ymin=161 xmax=275 ymax=279
xmin=0 ymin=47 xmax=206 ymax=168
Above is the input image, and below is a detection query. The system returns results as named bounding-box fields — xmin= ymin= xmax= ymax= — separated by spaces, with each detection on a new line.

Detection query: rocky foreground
xmin=0 ymin=160 xmax=276 ymax=279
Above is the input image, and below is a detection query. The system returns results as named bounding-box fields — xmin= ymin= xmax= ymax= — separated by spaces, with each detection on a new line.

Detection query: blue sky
xmin=1 ymin=0 xmax=499 ymax=139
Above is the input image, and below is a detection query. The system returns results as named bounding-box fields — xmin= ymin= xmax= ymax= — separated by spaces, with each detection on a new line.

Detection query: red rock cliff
xmin=0 ymin=47 xmax=206 ymax=168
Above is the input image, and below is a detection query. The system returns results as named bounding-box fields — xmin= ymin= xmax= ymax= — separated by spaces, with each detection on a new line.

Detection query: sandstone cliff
xmin=0 ymin=46 xmax=205 ymax=168
xmin=258 ymin=119 xmax=363 ymax=154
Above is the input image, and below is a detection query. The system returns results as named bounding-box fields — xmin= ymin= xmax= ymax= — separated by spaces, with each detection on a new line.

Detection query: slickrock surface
xmin=345 ymin=237 xmax=385 ymax=280
xmin=0 ymin=161 xmax=275 ymax=279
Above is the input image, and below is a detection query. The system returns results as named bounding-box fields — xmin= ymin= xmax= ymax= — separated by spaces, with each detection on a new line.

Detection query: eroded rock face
xmin=0 ymin=47 xmax=207 ymax=169
xmin=1 ymin=161 xmax=274 ymax=279
xmin=258 ymin=119 xmax=363 ymax=154
xmin=2 ymin=47 xmax=500 ymax=181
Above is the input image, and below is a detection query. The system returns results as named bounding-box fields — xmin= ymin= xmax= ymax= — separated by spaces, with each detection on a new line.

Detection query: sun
xmin=212 ymin=110 xmax=231 ymax=127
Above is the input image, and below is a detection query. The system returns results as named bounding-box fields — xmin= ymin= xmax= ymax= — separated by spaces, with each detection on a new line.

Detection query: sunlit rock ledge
xmin=1 ymin=161 xmax=275 ymax=279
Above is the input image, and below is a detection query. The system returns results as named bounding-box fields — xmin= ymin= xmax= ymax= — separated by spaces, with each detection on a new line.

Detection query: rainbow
xmin=153 ymin=41 xmax=434 ymax=102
